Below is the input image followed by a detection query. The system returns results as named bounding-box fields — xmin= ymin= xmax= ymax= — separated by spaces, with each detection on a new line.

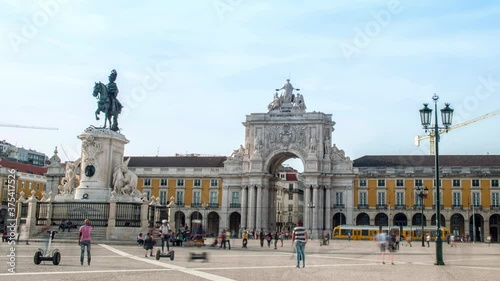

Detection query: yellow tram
xmin=332 ymin=225 xmax=450 ymax=241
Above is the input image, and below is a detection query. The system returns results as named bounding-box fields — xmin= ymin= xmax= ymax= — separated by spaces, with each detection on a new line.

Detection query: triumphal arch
xmin=220 ymin=79 xmax=356 ymax=238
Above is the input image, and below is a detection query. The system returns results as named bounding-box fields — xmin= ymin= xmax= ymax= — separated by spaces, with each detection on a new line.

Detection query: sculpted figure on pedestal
xmin=58 ymin=159 xmax=81 ymax=195
xmin=113 ymin=158 xmax=141 ymax=198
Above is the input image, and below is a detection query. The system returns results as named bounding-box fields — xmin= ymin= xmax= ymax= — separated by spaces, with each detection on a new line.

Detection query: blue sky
xmin=1 ymin=0 xmax=500 ymax=169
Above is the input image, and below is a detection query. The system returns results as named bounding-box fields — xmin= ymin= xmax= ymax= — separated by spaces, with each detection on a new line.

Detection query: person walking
xmin=426 ymin=233 xmax=431 ymax=247
xmin=143 ymin=233 xmax=154 ymax=257
xmin=242 ymin=230 xmax=248 ymax=248
xmin=159 ymin=220 xmax=170 ymax=253
xmin=292 ymin=221 xmax=308 ymax=268
xmin=259 ymin=229 xmax=265 ymax=247
xmin=225 ymin=229 xmax=231 ymax=250
xmin=78 ymin=219 xmax=93 ymax=266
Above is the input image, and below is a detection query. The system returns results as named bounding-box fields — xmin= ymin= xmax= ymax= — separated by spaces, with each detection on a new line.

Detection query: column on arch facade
xmin=305 ymin=185 xmax=311 ymax=233
xmin=248 ymin=185 xmax=256 ymax=231
xmin=256 ymin=185 xmax=263 ymax=231
xmin=325 ymin=186 xmax=332 ymax=231
xmin=312 ymin=185 xmax=319 ymax=238
xmin=241 ymin=186 xmax=248 ymax=231
xmin=262 ymin=186 xmax=269 ymax=231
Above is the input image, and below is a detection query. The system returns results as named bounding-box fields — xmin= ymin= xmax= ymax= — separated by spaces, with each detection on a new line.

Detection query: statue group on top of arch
xmin=58 ymin=159 xmax=81 ymax=196
xmin=268 ymin=79 xmax=306 ymax=112
xmin=112 ymin=158 xmax=143 ymax=200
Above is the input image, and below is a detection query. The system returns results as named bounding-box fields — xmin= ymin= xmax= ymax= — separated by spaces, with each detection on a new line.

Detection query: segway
xmin=155 ymin=248 xmax=175 ymax=261
xmin=34 ymin=230 xmax=61 ymax=265
xmin=189 ymin=251 xmax=208 ymax=262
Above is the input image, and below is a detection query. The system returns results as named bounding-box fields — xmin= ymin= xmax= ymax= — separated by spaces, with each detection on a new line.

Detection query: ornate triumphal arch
xmin=220 ymin=79 xmax=356 ymax=238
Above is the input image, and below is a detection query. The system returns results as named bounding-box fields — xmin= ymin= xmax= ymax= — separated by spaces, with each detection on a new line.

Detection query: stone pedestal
xmin=74 ymin=127 xmax=129 ymax=201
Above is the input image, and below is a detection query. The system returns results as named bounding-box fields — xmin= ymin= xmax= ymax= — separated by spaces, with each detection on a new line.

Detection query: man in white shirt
xmin=159 ymin=220 xmax=170 ymax=253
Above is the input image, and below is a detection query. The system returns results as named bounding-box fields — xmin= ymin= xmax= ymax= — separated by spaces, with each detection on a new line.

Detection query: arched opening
xmin=489 ymin=214 xmax=500 ymax=242
xmin=207 ymin=212 xmax=220 ymax=237
xmin=332 ymin=212 xmax=346 ymax=227
xmin=393 ymin=213 xmax=407 ymax=226
xmin=469 ymin=213 xmax=484 ymax=242
xmin=450 ymin=213 xmax=464 ymax=236
xmin=375 ymin=213 xmax=388 ymax=226
xmin=356 ymin=213 xmax=370 ymax=225
xmin=229 ymin=212 xmax=241 ymax=236
xmin=430 ymin=214 xmax=446 ymax=227
xmin=190 ymin=211 xmax=203 ymax=235
xmin=412 ymin=213 xmax=426 ymax=226
xmin=174 ymin=211 xmax=185 ymax=232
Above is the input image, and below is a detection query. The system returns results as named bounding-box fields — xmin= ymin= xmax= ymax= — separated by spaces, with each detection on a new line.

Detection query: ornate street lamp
xmin=415 ymin=186 xmax=429 ymax=247
xmin=419 ymin=93 xmax=453 ymax=266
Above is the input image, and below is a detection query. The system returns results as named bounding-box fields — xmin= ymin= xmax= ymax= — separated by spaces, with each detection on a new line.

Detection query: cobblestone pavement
xmin=1 ymin=238 xmax=499 ymax=281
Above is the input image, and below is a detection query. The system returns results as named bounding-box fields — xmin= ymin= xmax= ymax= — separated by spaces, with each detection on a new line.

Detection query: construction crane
xmin=0 ymin=123 xmax=59 ymax=130
xmin=415 ymin=109 xmax=500 ymax=155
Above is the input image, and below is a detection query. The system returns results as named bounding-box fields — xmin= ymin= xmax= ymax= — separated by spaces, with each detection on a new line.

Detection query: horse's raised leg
xmin=95 ymin=109 xmax=100 ymax=120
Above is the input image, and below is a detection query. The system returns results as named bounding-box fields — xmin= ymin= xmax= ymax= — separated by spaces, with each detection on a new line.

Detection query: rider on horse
xmin=107 ymin=69 xmax=123 ymax=116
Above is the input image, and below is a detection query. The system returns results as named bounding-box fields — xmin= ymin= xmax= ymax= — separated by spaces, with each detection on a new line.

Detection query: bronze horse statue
xmin=92 ymin=82 xmax=121 ymax=131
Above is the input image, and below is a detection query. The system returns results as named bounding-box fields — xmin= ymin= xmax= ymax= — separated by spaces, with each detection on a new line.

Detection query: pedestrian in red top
xmin=78 ymin=219 xmax=93 ymax=266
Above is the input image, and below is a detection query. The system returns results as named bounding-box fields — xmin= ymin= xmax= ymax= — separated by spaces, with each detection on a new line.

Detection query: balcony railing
xmin=191 ymin=203 xmax=202 ymax=208
xmin=452 ymin=205 xmax=463 ymax=210
xmin=490 ymin=205 xmax=500 ymax=210
xmin=376 ymin=204 xmax=387 ymax=210
xmin=229 ymin=203 xmax=241 ymax=208
xmin=413 ymin=204 xmax=423 ymax=210
xmin=333 ymin=204 xmax=345 ymax=209
xmin=357 ymin=204 xmax=368 ymax=209
xmin=432 ymin=204 xmax=444 ymax=210
xmin=471 ymin=205 xmax=482 ymax=211
xmin=208 ymin=203 xmax=219 ymax=208
xmin=395 ymin=204 xmax=406 ymax=209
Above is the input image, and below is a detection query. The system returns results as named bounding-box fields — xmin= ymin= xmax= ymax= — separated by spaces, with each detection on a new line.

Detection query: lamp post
xmin=277 ymin=211 xmax=281 ymax=232
xmin=415 ymin=186 xmax=429 ymax=247
xmin=307 ymin=203 xmax=315 ymax=239
xmin=419 ymin=93 xmax=454 ymax=266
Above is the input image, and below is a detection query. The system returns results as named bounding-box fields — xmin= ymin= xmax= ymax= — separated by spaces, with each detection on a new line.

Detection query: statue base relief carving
xmin=71 ymin=127 xmax=129 ymax=202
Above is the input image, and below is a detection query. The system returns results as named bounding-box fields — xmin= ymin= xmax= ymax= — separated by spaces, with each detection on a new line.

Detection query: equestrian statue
xmin=92 ymin=69 xmax=123 ymax=131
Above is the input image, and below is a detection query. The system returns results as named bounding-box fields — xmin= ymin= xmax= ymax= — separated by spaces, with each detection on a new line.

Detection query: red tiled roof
xmin=286 ymin=174 xmax=298 ymax=181
xmin=353 ymin=155 xmax=500 ymax=167
xmin=0 ymin=158 xmax=48 ymax=175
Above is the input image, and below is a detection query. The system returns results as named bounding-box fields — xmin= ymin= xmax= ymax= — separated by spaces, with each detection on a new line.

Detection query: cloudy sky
xmin=1 ymin=0 xmax=500 ymax=170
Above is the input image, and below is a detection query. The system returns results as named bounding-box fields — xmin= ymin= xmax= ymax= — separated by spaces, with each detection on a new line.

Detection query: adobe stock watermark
xmin=452 ymin=74 xmax=499 ymax=124
xmin=119 ymin=64 xmax=169 ymax=121
xmin=6 ymin=168 xmax=17 ymax=273
xmin=339 ymin=0 xmax=403 ymax=62
xmin=7 ymin=0 xmax=71 ymax=54
xmin=213 ymin=0 xmax=243 ymax=20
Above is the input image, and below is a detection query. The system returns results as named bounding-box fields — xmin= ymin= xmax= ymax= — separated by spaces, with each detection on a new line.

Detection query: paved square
xmin=1 ymin=239 xmax=499 ymax=281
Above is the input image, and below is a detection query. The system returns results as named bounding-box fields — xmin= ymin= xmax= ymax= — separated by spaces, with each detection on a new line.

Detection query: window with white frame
xmin=29 ymin=182 xmax=32 ymax=189
xmin=492 ymin=179 xmax=499 ymax=187
xmin=472 ymin=179 xmax=480 ymax=187
xmin=452 ymin=179 xmax=460 ymax=187
xmin=194 ymin=179 xmax=201 ymax=187
xmin=145 ymin=190 xmax=151 ymax=201
xmin=210 ymin=179 xmax=218 ymax=187
xmin=209 ymin=191 xmax=218 ymax=204
xmin=231 ymin=192 xmax=239 ymax=204
xmin=433 ymin=190 xmax=442 ymax=205
xmin=193 ymin=191 xmax=201 ymax=204
xmin=143 ymin=178 xmax=151 ymax=186
xmin=288 ymin=183 xmax=293 ymax=191
xmin=176 ymin=191 xmax=184 ymax=205
xmin=176 ymin=179 xmax=184 ymax=187
xmin=22 ymin=182 xmax=25 ymax=190
xmin=415 ymin=192 xmax=423 ymax=206
xmin=396 ymin=179 xmax=404 ymax=187
xmin=359 ymin=179 xmax=367 ymax=187
xmin=452 ymin=192 xmax=461 ymax=207
xmin=159 ymin=191 xmax=167 ymax=205
xmin=160 ymin=179 xmax=168 ymax=186
xmin=288 ymin=215 xmax=292 ymax=223
xmin=288 ymin=204 xmax=293 ymax=212
xmin=36 ymin=183 xmax=40 ymax=190
xmin=472 ymin=191 xmax=480 ymax=207
xmin=433 ymin=179 xmax=442 ymax=187
xmin=396 ymin=191 xmax=404 ymax=205
xmin=288 ymin=193 xmax=293 ymax=200
xmin=377 ymin=192 xmax=385 ymax=205
xmin=359 ymin=192 xmax=367 ymax=205
xmin=492 ymin=192 xmax=499 ymax=207
xmin=377 ymin=179 xmax=385 ymax=187
xmin=280 ymin=173 xmax=285 ymax=180
xmin=335 ymin=192 xmax=343 ymax=205
xmin=414 ymin=179 xmax=423 ymax=187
